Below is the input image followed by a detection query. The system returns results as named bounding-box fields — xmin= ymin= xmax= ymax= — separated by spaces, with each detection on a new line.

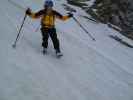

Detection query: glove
xmin=26 ymin=8 xmax=31 ymax=15
xmin=68 ymin=13 xmax=73 ymax=18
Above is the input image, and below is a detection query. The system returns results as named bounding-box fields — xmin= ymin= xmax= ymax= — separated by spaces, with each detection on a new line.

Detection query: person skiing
xmin=26 ymin=0 xmax=73 ymax=56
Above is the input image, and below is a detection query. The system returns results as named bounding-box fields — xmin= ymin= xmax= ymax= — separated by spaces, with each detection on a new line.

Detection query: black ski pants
xmin=41 ymin=27 xmax=60 ymax=52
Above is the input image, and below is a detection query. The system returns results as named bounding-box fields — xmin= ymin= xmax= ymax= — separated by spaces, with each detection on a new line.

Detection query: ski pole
xmin=72 ymin=16 xmax=96 ymax=41
xmin=12 ymin=13 xmax=27 ymax=48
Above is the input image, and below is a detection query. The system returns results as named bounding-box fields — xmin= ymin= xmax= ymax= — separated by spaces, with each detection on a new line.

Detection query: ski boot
xmin=43 ymin=48 xmax=47 ymax=55
xmin=56 ymin=49 xmax=63 ymax=58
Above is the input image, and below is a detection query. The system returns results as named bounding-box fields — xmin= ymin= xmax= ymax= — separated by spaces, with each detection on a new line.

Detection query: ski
xmin=56 ymin=53 xmax=63 ymax=58
xmin=42 ymin=50 xmax=63 ymax=58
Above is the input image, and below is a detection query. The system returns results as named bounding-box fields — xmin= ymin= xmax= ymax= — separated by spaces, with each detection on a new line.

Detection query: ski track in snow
xmin=0 ymin=0 xmax=133 ymax=100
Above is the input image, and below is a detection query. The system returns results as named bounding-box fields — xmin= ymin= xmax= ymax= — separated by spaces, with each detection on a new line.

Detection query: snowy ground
xmin=0 ymin=0 xmax=133 ymax=100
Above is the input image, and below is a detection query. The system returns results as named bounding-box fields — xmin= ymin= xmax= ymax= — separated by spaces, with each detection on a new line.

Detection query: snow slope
xmin=0 ymin=0 xmax=133 ymax=100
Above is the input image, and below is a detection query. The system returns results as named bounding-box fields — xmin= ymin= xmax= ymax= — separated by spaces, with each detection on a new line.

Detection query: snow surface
xmin=0 ymin=0 xmax=133 ymax=100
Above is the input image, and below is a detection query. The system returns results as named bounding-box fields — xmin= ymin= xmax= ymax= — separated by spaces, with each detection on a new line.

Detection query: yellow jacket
xmin=28 ymin=9 xmax=70 ymax=28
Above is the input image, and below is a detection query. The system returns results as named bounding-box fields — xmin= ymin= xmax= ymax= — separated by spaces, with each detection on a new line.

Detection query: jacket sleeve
xmin=28 ymin=10 xmax=44 ymax=19
xmin=54 ymin=10 xmax=70 ymax=21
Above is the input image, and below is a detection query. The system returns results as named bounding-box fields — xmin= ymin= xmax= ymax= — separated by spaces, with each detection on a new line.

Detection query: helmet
xmin=44 ymin=0 xmax=54 ymax=7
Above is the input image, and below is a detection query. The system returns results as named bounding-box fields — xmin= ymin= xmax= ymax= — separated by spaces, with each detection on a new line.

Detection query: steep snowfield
xmin=0 ymin=0 xmax=133 ymax=100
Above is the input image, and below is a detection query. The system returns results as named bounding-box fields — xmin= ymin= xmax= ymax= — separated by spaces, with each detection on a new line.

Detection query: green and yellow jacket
xmin=27 ymin=9 xmax=70 ymax=28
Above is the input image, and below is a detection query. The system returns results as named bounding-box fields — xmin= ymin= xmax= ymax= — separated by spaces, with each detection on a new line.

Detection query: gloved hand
xmin=26 ymin=8 xmax=31 ymax=15
xmin=68 ymin=13 xmax=73 ymax=18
